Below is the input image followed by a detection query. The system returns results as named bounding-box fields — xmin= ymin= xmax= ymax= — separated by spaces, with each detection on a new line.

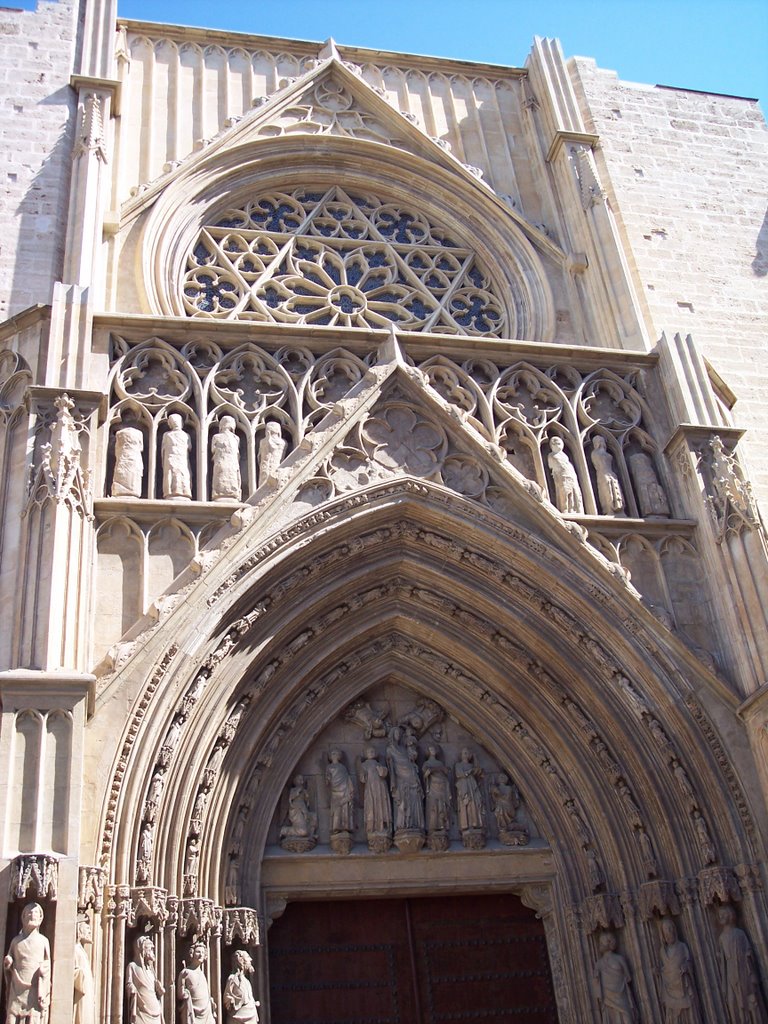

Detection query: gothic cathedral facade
xmin=1 ymin=3 xmax=767 ymax=1023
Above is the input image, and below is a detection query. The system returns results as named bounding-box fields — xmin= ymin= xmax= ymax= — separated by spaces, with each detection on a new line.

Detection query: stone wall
xmin=571 ymin=58 xmax=768 ymax=505
xmin=0 ymin=0 xmax=78 ymax=317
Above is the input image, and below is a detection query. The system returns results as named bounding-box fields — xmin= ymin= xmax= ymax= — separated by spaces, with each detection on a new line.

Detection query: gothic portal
xmin=0 ymin=5 xmax=767 ymax=1024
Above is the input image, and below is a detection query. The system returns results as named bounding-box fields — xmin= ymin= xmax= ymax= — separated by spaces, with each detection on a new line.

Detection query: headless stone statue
xmin=112 ymin=426 xmax=144 ymax=497
xmin=257 ymin=422 xmax=286 ymax=483
xmin=211 ymin=416 xmax=242 ymax=501
xmin=162 ymin=413 xmax=192 ymax=500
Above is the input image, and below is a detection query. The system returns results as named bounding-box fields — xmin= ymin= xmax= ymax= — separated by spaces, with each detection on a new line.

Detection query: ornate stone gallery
xmin=0 ymin=8 xmax=767 ymax=1024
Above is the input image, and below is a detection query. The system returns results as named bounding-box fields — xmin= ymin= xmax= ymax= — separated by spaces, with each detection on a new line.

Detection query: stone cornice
xmin=0 ymin=303 xmax=51 ymax=343
xmin=70 ymin=75 xmax=122 ymax=115
xmin=117 ymin=19 xmax=528 ymax=81
xmin=546 ymin=130 xmax=600 ymax=163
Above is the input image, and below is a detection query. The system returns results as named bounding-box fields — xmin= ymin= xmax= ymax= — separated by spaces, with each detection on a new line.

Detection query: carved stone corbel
xmin=222 ymin=908 xmax=262 ymax=947
xmin=519 ymin=883 xmax=553 ymax=919
xmin=10 ymin=854 xmax=58 ymax=901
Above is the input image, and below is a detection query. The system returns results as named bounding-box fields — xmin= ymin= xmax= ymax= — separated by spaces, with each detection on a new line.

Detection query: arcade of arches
xmin=0 ymin=14 xmax=767 ymax=1024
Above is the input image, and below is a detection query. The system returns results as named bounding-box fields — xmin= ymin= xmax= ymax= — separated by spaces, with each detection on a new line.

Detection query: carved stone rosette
xmin=10 ymin=854 xmax=59 ymax=901
xmin=223 ymin=908 xmax=261 ymax=947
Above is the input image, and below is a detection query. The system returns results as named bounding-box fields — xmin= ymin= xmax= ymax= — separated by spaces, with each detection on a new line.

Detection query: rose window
xmin=182 ymin=187 xmax=506 ymax=336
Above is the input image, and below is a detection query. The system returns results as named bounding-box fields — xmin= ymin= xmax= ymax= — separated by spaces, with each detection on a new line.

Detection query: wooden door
xmin=268 ymin=893 xmax=558 ymax=1023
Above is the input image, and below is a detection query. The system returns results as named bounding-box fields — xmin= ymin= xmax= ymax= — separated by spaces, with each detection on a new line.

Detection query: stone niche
xmin=267 ymin=682 xmax=536 ymax=855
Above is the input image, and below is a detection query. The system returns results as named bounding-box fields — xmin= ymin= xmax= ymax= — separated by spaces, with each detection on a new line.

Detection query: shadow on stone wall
xmin=753 ymin=206 xmax=768 ymax=277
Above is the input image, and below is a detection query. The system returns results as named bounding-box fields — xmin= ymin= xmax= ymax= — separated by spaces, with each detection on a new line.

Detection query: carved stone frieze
xmin=10 ymin=854 xmax=58 ymax=901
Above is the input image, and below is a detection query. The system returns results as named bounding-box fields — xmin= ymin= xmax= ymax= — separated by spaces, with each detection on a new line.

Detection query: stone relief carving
xmin=717 ymin=906 xmax=767 ymax=1023
xmin=627 ymin=451 xmax=670 ymax=518
xmin=591 ymin=435 xmax=625 ymax=515
xmin=73 ymin=916 xmax=95 ymax=1024
xmin=344 ymin=700 xmax=389 ymax=739
xmin=489 ymin=773 xmax=529 ymax=846
xmin=3 ymin=903 xmax=51 ymax=1024
xmin=162 ymin=413 xmax=192 ymax=500
xmin=77 ymin=866 xmax=107 ymax=913
xmin=704 ymin=435 xmax=760 ymax=539
xmin=211 ymin=416 xmax=242 ymax=501
xmin=592 ymin=931 xmax=638 ymax=1023
xmin=223 ymin=951 xmax=260 ymax=1024
xmin=222 ymin=909 xmax=260 ymax=947
xmin=257 ymin=422 xmax=287 ymax=484
xmin=177 ymin=943 xmax=216 ymax=1024
xmin=10 ymin=856 xmax=58 ymax=901
xmin=126 ymin=936 xmax=164 ymax=1024
xmin=658 ymin=918 xmax=702 ymax=1024
xmin=26 ymin=393 xmax=92 ymax=518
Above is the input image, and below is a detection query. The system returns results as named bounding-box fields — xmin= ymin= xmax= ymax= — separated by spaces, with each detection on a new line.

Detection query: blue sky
xmin=113 ymin=0 xmax=766 ymax=106
xmin=14 ymin=1 xmax=767 ymax=105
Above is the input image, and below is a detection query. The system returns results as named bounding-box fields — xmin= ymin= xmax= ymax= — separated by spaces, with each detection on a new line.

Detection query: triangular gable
xmin=120 ymin=56 xmax=562 ymax=262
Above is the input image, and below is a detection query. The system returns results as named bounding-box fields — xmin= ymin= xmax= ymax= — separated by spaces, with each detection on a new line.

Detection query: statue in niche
xmin=225 ymin=857 xmax=240 ymax=907
xmin=73 ymin=915 xmax=95 ymax=1024
xmin=183 ymin=836 xmax=200 ymax=896
xmin=585 ymin=846 xmax=605 ymax=892
xmin=454 ymin=748 xmax=485 ymax=847
xmin=489 ymin=773 xmax=529 ymax=846
xmin=423 ymin=744 xmax=452 ymax=849
xmin=223 ymin=951 xmax=260 ymax=1024
xmin=178 ymin=943 xmax=216 ymax=1024
xmin=257 ymin=422 xmax=286 ymax=483
xmin=190 ymin=790 xmax=208 ymax=834
xmin=386 ymin=726 xmax=425 ymax=850
xmin=280 ymin=775 xmax=317 ymax=852
xmin=717 ymin=905 xmax=767 ymax=1023
xmin=126 ymin=936 xmax=164 ymax=1024
xmin=325 ymin=749 xmax=354 ymax=853
xmin=162 ymin=413 xmax=192 ymax=500
xmin=344 ymin=700 xmax=389 ymax=739
xmin=3 ymin=903 xmax=51 ymax=1024
xmin=670 ymin=759 xmax=696 ymax=808
xmin=211 ymin=416 xmax=242 ymax=502
xmin=636 ymin=827 xmax=658 ymax=879
xmin=137 ymin=822 xmax=154 ymax=883
xmin=628 ymin=450 xmax=670 ymax=518
xmin=691 ymin=811 xmax=717 ymax=865
xmin=358 ymin=746 xmax=392 ymax=852
xmin=592 ymin=931 xmax=638 ymax=1023
xmin=658 ymin=918 xmax=701 ymax=1023
xmin=144 ymin=772 xmax=165 ymax=823
xmin=111 ymin=426 xmax=144 ymax=497
xmin=547 ymin=436 xmax=584 ymax=513
xmin=591 ymin=436 xmax=625 ymax=515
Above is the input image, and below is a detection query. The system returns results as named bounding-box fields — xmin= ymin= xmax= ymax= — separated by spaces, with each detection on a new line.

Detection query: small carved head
xmin=460 ymin=747 xmax=472 ymax=762
xmin=592 ymin=435 xmax=606 ymax=451
xmin=234 ymin=949 xmax=254 ymax=973
xmin=717 ymin=905 xmax=736 ymax=927
xmin=21 ymin=902 xmax=44 ymax=930
xmin=329 ymin=748 xmax=342 ymax=763
xmin=660 ymin=918 xmax=677 ymax=945
xmin=265 ymin=422 xmax=282 ymax=438
xmin=77 ymin=914 xmax=92 ymax=945
xmin=220 ymin=416 xmax=236 ymax=433
xmin=549 ymin=436 xmax=564 ymax=453
xmin=188 ymin=941 xmax=208 ymax=966
xmin=364 ymin=745 xmax=376 ymax=760
xmin=135 ymin=936 xmax=155 ymax=965
xmin=598 ymin=931 xmax=616 ymax=954
xmin=168 ymin=413 xmax=184 ymax=431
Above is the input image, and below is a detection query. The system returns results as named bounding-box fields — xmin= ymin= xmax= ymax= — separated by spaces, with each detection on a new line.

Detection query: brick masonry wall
xmin=571 ymin=58 xmax=768 ymax=508
xmin=0 ymin=0 xmax=78 ymax=318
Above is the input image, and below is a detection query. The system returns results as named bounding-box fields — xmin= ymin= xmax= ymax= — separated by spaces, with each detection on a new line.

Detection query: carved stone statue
xmin=225 ymin=856 xmax=240 ymax=907
xmin=658 ymin=918 xmax=701 ymax=1023
xmin=325 ymin=749 xmax=354 ymax=853
xmin=591 ymin=436 xmax=625 ymax=515
xmin=137 ymin=821 xmax=154 ymax=883
xmin=162 ymin=413 xmax=192 ymax=500
xmin=691 ymin=811 xmax=716 ymax=865
xmin=223 ymin=950 xmax=260 ymax=1024
xmin=586 ymin=847 xmax=605 ymax=892
xmin=423 ymin=744 xmax=451 ymax=849
xmin=592 ymin=931 xmax=638 ymax=1023
xmin=628 ymin=450 xmax=670 ymax=518
xmin=112 ymin=426 xmax=144 ymax=497
xmin=358 ymin=746 xmax=392 ymax=852
xmin=280 ymin=775 xmax=317 ymax=852
xmin=211 ymin=416 xmax=242 ymax=502
xmin=490 ymin=773 xmax=529 ymax=846
xmin=257 ymin=422 xmax=286 ymax=483
xmin=177 ymin=943 xmax=216 ymax=1024
xmin=454 ymin=748 xmax=485 ymax=847
xmin=717 ymin=905 xmax=767 ymax=1023
xmin=144 ymin=772 xmax=165 ymax=822
xmin=126 ymin=936 xmax=164 ymax=1024
xmin=386 ymin=726 xmax=424 ymax=851
xmin=3 ymin=903 xmax=51 ymax=1024
xmin=73 ymin=915 xmax=95 ymax=1024
xmin=547 ymin=436 xmax=584 ymax=513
